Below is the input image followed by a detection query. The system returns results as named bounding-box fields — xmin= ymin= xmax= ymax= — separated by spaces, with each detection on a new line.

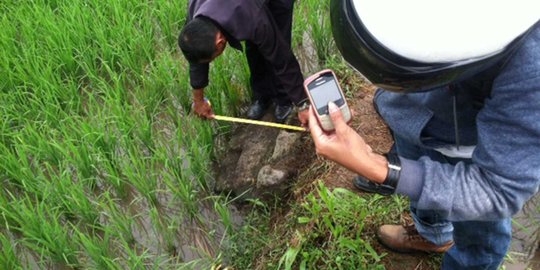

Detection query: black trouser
xmin=245 ymin=0 xmax=294 ymax=106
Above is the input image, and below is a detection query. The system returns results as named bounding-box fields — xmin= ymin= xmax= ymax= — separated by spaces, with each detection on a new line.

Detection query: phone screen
xmin=308 ymin=74 xmax=345 ymax=115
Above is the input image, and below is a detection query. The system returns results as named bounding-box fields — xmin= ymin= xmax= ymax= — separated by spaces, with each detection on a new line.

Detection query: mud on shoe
xmin=377 ymin=224 xmax=454 ymax=253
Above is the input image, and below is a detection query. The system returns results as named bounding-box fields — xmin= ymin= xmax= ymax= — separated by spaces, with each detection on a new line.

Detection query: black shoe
xmin=274 ymin=103 xmax=293 ymax=123
xmin=247 ymin=100 xmax=270 ymax=120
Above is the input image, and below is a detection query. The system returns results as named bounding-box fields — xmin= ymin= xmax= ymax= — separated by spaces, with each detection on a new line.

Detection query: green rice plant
xmin=207 ymin=50 xmax=251 ymax=117
xmin=304 ymin=0 xmax=334 ymax=65
xmin=0 ymin=233 xmax=22 ymax=270
xmin=212 ymin=197 xmax=234 ymax=235
xmin=73 ymin=225 xmax=120 ymax=270
xmin=72 ymin=114 xmax=131 ymax=196
xmin=145 ymin=0 xmax=188 ymax=52
xmin=118 ymin=141 xmax=160 ymax=207
xmin=114 ymin=227 xmax=171 ymax=270
xmin=101 ymin=156 xmax=130 ymax=199
xmin=180 ymin=118 xmax=215 ymax=192
xmin=148 ymin=205 xmax=177 ymax=255
xmin=22 ymin=125 xmax=67 ymax=168
xmin=291 ymin=0 xmax=309 ymax=48
xmin=137 ymin=64 xmax=172 ymax=121
xmin=163 ymin=168 xmax=201 ymax=222
xmin=0 ymin=192 xmax=80 ymax=268
xmin=0 ymin=140 xmax=41 ymax=193
xmin=61 ymin=129 xmax=100 ymax=189
xmin=116 ymin=237 xmax=152 ymax=270
xmin=100 ymin=192 xmax=136 ymax=246
xmin=43 ymin=162 xmax=101 ymax=226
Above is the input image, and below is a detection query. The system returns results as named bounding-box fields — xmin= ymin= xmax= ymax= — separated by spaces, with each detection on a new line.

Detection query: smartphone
xmin=304 ymin=69 xmax=351 ymax=131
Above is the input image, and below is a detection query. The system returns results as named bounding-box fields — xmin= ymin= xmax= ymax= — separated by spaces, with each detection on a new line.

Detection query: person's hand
xmin=298 ymin=109 xmax=310 ymax=127
xmin=308 ymin=102 xmax=388 ymax=183
xmin=192 ymin=98 xmax=215 ymax=119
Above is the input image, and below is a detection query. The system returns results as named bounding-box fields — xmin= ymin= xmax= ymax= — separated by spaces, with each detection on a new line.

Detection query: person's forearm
xmin=326 ymin=148 xmax=388 ymax=184
xmin=353 ymin=152 xmax=388 ymax=183
xmin=192 ymin=88 xmax=205 ymax=102
xmin=346 ymin=152 xmax=388 ymax=184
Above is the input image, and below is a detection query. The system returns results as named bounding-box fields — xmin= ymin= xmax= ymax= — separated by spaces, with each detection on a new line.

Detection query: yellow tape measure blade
xmin=214 ymin=115 xmax=306 ymax=132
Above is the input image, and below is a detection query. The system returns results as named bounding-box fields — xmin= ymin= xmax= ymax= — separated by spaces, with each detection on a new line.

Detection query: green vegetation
xmin=1 ymin=0 xmax=247 ymax=268
xmin=228 ymin=180 xmax=412 ymax=270
xmin=288 ymin=183 xmax=388 ymax=269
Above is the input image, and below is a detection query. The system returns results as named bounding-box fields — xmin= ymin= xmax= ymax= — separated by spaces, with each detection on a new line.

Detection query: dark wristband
xmin=383 ymin=153 xmax=401 ymax=190
xmin=352 ymin=153 xmax=402 ymax=195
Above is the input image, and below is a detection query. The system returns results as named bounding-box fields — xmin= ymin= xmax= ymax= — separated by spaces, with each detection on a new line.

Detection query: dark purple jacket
xmin=187 ymin=0 xmax=306 ymax=105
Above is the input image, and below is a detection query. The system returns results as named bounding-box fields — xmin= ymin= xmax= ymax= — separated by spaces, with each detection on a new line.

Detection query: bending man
xmin=179 ymin=0 xmax=310 ymax=124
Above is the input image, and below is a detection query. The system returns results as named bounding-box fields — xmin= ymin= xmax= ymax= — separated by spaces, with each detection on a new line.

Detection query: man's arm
xmin=189 ymin=62 xmax=214 ymax=118
xmin=396 ymin=47 xmax=540 ymax=221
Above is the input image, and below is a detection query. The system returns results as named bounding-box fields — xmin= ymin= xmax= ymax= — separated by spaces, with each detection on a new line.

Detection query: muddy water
xmin=146 ymin=110 xmax=246 ymax=266
xmin=121 ymin=166 xmax=244 ymax=267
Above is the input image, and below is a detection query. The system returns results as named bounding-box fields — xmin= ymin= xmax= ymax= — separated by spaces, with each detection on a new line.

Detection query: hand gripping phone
xmin=304 ymin=69 xmax=351 ymax=131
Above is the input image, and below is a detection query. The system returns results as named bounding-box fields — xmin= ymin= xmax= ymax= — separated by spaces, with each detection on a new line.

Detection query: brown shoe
xmin=377 ymin=224 xmax=454 ymax=253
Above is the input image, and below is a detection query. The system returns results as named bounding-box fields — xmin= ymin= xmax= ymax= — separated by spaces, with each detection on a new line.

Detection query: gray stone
xmin=213 ymin=112 xmax=314 ymax=200
xmin=257 ymin=165 xmax=287 ymax=188
xmin=272 ymin=131 xmax=302 ymax=161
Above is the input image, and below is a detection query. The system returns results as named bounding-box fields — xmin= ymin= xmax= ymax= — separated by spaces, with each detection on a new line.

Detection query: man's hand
xmin=193 ymin=99 xmax=215 ymax=119
xmin=192 ymin=88 xmax=214 ymax=119
xmin=308 ymin=102 xmax=388 ymax=183
xmin=298 ymin=109 xmax=310 ymax=126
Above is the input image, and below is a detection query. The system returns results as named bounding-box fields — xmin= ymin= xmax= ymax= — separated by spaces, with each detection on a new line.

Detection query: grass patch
xmin=226 ymin=179 xmax=413 ymax=270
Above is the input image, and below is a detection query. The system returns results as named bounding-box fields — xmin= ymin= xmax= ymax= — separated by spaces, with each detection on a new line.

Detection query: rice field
xmin=0 ymin=0 xmax=336 ymax=269
xmin=0 ymin=0 xmax=250 ymax=268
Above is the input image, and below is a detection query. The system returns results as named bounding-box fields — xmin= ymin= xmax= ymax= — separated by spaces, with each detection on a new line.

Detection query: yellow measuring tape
xmin=214 ymin=115 xmax=307 ymax=132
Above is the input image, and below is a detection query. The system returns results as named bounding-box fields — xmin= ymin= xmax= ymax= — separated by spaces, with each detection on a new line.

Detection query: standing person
xmin=309 ymin=0 xmax=540 ymax=269
xmin=179 ymin=0 xmax=310 ymax=124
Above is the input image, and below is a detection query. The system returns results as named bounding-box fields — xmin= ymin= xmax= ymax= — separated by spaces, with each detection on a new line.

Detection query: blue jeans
xmin=393 ymin=135 xmax=512 ymax=270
